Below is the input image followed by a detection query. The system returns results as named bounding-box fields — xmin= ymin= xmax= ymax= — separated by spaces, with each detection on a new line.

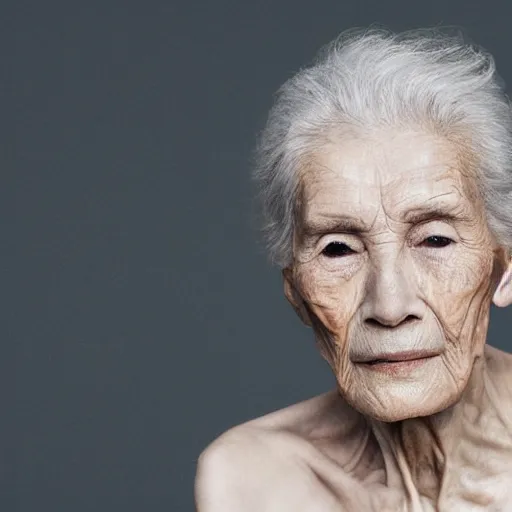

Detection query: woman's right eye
xmin=321 ymin=241 xmax=354 ymax=258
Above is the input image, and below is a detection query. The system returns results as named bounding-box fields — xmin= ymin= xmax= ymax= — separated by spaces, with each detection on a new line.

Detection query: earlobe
xmin=282 ymin=268 xmax=312 ymax=327
xmin=492 ymin=257 xmax=512 ymax=308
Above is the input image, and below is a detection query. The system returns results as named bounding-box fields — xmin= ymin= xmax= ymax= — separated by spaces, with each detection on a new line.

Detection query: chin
xmin=338 ymin=357 xmax=467 ymax=423
xmin=364 ymin=405 xmax=432 ymax=423
xmin=343 ymin=384 xmax=460 ymax=424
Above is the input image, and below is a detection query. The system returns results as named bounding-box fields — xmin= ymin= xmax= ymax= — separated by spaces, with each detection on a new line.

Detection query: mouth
xmin=356 ymin=351 xmax=440 ymax=375
xmin=361 ymin=350 xmax=439 ymax=364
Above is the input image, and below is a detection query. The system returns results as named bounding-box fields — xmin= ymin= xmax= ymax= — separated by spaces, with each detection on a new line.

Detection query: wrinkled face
xmin=284 ymin=129 xmax=507 ymax=422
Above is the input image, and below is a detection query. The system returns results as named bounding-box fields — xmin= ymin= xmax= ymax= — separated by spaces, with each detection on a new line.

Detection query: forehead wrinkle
xmin=301 ymin=163 xmax=371 ymax=195
xmin=302 ymin=143 xmax=462 ymax=197
xmin=297 ymin=163 xmax=376 ymax=232
xmin=301 ymin=179 xmax=469 ymax=230
xmin=297 ymin=132 xmax=485 ymax=236
xmin=387 ymin=191 xmax=467 ymax=225
xmin=361 ymin=161 xmax=471 ymax=228
xmin=386 ymin=162 xmax=459 ymax=185
xmin=358 ymin=129 xmax=459 ymax=182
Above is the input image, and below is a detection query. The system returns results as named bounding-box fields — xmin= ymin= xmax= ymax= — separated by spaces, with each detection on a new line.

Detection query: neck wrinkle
xmin=367 ymin=354 xmax=496 ymax=506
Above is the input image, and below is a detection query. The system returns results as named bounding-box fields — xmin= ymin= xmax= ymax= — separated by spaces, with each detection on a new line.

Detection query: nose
xmin=363 ymin=259 xmax=423 ymax=328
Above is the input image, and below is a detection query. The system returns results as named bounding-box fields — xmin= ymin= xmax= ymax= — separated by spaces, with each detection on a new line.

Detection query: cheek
xmin=414 ymin=247 xmax=495 ymax=372
xmin=296 ymin=265 xmax=361 ymax=344
xmin=416 ymin=246 xmax=494 ymax=330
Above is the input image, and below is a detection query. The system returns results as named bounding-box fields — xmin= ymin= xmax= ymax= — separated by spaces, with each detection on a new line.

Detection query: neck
xmin=368 ymin=347 xmax=512 ymax=503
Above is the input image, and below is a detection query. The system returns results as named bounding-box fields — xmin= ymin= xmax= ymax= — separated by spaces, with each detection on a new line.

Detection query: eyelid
xmin=412 ymin=220 xmax=457 ymax=237
xmin=321 ymin=232 xmax=362 ymax=244
xmin=415 ymin=219 xmax=455 ymax=229
xmin=323 ymin=240 xmax=354 ymax=248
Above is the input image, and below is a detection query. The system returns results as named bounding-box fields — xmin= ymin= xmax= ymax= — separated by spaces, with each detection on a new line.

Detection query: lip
xmin=355 ymin=350 xmax=440 ymax=364
xmin=355 ymin=351 xmax=440 ymax=376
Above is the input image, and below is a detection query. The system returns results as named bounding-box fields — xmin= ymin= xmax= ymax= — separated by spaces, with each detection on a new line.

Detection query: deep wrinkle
xmin=194 ymin=27 xmax=512 ymax=512
xmin=275 ymin=129 xmax=512 ymax=507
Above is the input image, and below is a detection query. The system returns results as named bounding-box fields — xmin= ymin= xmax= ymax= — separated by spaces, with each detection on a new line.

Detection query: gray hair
xmin=251 ymin=27 xmax=512 ymax=268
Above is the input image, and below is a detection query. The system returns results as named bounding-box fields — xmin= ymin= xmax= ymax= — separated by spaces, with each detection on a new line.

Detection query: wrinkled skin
xmin=195 ymin=130 xmax=512 ymax=511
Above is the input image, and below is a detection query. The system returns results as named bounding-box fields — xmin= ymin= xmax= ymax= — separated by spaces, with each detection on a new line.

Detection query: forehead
xmin=299 ymin=130 xmax=476 ymax=221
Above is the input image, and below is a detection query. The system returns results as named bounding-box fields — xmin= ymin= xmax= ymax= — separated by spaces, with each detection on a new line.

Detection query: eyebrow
xmin=301 ymin=216 xmax=369 ymax=235
xmin=402 ymin=205 xmax=467 ymax=224
xmin=301 ymin=205 xmax=468 ymax=236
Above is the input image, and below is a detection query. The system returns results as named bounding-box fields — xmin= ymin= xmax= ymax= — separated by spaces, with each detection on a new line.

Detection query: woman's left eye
xmin=421 ymin=235 xmax=453 ymax=248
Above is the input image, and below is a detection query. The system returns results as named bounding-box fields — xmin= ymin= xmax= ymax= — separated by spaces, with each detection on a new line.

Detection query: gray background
xmin=6 ymin=1 xmax=512 ymax=510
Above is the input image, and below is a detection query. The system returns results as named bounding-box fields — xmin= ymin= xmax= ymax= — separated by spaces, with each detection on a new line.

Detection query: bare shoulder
xmin=197 ymin=389 xmax=365 ymax=469
xmin=242 ymin=388 xmax=361 ymax=437
xmin=194 ymin=422 xmax=329 ymax=512
xmin=194 ymin=391 xmax=335 ymax=511
xmin=194 ymin=390 xmax=382 ymax=511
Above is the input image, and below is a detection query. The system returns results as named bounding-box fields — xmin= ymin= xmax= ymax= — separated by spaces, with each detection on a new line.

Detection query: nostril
xmin=403 ymin=315 xmax=417 ymax=324
xmin=366 ymin=314 xmax=418 ymax=328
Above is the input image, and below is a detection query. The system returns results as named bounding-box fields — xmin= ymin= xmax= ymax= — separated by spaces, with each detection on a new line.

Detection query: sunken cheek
xmin=424 ymin=246 xmax=494 ymax=306
xmin=294 ymin=261 xmax=363 ymax=333
xmin=443 ymin=250 xmax=495 ymax=336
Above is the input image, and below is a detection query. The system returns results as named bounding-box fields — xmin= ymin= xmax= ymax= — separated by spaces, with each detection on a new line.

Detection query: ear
xmin=492 ymin=253 xmax=512 ymax=308
xmin=282 ymin=267 xmax=312 ymax=327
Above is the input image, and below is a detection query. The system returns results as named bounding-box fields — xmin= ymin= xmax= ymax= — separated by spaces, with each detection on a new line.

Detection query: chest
xmin=308 ymin=436 xmax=512 ymax=511
xmin=381 ymin=445 xmax=512 ymax=511
xmin=433 ymin=467 xmax=512 ymax=511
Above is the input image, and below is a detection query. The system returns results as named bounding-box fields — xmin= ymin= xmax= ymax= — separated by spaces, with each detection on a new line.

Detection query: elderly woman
xmin=195 ymin=27 xmax=512 ymax=511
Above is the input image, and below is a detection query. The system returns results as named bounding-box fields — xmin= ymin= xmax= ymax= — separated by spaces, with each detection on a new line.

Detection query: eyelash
xmin=321 ymin=236 xmax=454 ymax=258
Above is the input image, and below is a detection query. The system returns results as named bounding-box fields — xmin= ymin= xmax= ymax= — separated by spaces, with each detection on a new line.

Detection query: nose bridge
xmin=365 ymin=246 xmax=420 ymax=326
